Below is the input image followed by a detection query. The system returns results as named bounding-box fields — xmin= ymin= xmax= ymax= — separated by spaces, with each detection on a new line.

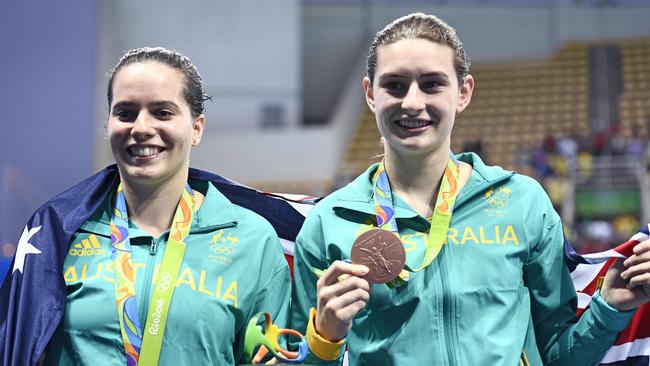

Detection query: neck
xmin=120 ymin=171 xmax=188 ymax=238
xmin=383 ymin=147 xmax=451 ymax=218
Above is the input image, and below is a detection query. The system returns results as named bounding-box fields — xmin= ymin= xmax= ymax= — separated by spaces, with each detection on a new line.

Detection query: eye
xmin=384 ymin=81 xmax=405 ymax=92
xmin=380 ymin=79 xmax=408 ymax=97
xmin=153 ymin=109 xmax=174 ymax=120
xmin=113 ymin=109 xmax=137 ymax=122
xmin=421 ymin=80 xmax=442 ymax=92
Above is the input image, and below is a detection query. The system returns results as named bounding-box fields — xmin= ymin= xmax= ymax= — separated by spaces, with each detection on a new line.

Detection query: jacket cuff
xmin=306 ymin=308 xmax=346 ymax=361
xmin=590 ymin=290 xmax=636 ymax=333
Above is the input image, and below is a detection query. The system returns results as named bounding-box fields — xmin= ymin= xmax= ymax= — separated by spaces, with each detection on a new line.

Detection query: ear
xmin=363 ymin=76 xmax=376 ymax=113
xmin=456 ymin=74 xmax=474 ymax=114
xmin=192 ymin=115 xmax=206 ymax=146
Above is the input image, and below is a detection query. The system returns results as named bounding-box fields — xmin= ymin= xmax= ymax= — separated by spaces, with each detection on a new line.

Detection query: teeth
xmin=397 ymin=119 xmax=430 ymax=128
xmin=130 ymin=146 xmax=159 ymax=157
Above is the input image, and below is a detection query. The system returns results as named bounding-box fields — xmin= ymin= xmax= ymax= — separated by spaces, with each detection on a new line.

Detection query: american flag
xmin=1 ymin=166 xmax=648 ymax=365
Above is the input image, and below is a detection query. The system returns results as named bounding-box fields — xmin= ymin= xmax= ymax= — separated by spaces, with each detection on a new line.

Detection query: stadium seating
xmin=619 ymin=38 xmax=650 ymax=139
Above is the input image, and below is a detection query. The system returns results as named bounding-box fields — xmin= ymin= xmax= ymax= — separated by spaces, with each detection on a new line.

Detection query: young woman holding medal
xmin=39 ymin=47 xmax=291 ymax=365
xmin=290 ymin=13 xmax=650 ymax=365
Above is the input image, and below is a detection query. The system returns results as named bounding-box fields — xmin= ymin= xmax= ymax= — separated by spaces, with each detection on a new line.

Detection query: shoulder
xmin=296 ymin=168 xmax=375 ymax=258
xmin=22 ymin=167 xmax=119 ymax=245
xmin=462 ymin=152 xmax=548 ymax=201
xmin=307 ymin=164 xmax=377 ymax=217
xmin=508 ymin=173 xmax=547 ymax=197
xmin=35 ymin=166 xmax=119 ymax=214
xmin=204 ymin=181 xmax=279 ymax=237
xmin=201 ymin=182 xmax=289 ymax=275
xmin=463 ymin=153 xmax=558 ymax=223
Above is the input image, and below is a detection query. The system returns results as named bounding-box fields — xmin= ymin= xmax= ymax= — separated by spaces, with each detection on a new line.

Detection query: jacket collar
xmin=331 ymin=152 xmax=515 ymax=216
xmin=78 ymin=180 xmax=238 ymax=237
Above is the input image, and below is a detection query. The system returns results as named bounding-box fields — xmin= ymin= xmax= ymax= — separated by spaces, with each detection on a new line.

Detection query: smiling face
xmin=364 ymin=38 xmax=473 ymax=159
xmin=107 ymin=61 xmax=205 ymax=187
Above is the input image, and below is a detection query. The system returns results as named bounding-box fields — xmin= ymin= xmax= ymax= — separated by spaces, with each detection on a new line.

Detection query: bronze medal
xmin=351 ymin=229 xmax=405 ymax=284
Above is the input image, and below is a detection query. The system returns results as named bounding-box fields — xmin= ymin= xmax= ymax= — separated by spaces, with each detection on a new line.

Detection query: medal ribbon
xmin=372 ymin=152 xmax=460 ymax=275
xmin=110 ymin=183 xmax=195 ymax=366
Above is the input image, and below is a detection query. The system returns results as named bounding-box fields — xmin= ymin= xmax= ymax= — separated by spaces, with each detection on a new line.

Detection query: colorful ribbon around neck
xmin=110 ymin=183 xmax=195 ymax=366
xmin=244 ymin=312 xmax=309 ymax=364
xmin=372 ymin=152 xmax=461 ymax=287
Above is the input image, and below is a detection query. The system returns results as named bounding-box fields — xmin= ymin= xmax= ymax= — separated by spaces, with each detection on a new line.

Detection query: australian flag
xmin=0 ymin=165 xmax=312 ymax=365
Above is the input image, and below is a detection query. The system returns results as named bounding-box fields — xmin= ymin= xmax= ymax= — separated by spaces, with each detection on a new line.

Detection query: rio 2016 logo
xmin=148 ymin=298 xmax=166 ymax=335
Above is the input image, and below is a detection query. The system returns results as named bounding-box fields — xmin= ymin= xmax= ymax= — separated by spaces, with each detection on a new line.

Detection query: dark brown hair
xmin=107 ymin=47 xmax=210 ymax=119
xmin=367 ymin=13 xmax=471 ymax=86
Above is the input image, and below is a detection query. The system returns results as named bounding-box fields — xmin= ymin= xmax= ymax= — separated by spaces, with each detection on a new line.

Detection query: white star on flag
xmin=12 ymin=225 xmax=42 ymax=274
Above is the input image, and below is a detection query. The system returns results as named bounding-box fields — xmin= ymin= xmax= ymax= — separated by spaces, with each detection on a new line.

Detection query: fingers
xmin=633 ymin=239 xmax=650 ymax=255
xmin=318 ymin=275 xmax=370 ymax=301
xmin=621 ymin=261 xmax=650 ymax=282
xmin=319 ymin=276 xmax=371 ymax=310
xmin=319 ymin=286 xmax=370 ymax=324
xmin=621 ymin=240 xmax=650 ymax=289
xmin=627 ymin=272 xmax=650 ymax=289
xmin=315 ymin=261 xmax=372 ymax=341
xmin=318 ymin=260 xmax=369 ymax=287
xmin=623 ymin=240 xmax=650 ymax=267
xmin=600 ymin=259 xmax=640 ymax=311
xmin=317 ymin=261 xmax=371 ymax=314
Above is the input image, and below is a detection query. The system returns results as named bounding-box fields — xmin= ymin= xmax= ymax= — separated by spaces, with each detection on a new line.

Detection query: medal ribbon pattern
xmin=372 ymin=152 xmax=461 ymax=282
xmin=110 ymin=183 xmax=195 ymax=366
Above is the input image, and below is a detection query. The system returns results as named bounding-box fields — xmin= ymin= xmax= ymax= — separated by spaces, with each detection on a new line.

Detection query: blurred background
xmin=2 ymin=0 xmax=650 ymax=281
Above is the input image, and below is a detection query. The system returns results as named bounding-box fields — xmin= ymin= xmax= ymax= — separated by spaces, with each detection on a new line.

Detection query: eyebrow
xmin=378 ymin=71 xmax=451 ymax=83
xmin=148 ymin=101 xmax=181 ymax=111
xmin=112 ymin=100 xmax=181 ymax=111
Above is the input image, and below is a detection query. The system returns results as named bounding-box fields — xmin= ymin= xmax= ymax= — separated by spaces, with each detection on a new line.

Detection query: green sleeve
xmin=526 ymin=215 xmax=635 ymax=365
xmin=235 ymin=236 xmax=292 ymax=365
xmin=290 ymin=217 xmax=344 ymax=366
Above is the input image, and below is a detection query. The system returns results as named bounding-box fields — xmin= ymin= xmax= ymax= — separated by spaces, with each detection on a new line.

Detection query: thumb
xmin=602 ymin=259 xmax=626 ymax=292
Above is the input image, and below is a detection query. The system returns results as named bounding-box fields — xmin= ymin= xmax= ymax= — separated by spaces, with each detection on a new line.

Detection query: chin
xmin=392 ymin=138 xmax=437 ymax=155
xmin=119 ymin=164 xmax=164 ymax=183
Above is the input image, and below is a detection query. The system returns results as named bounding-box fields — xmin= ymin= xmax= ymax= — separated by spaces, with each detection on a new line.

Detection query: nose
xmin=401 ymin=82 xmax=425 ymax=114
xmin=131 ymin=112 xmax=155 ymax=139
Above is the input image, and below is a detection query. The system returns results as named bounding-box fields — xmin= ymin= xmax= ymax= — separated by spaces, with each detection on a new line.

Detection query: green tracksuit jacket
xmin=291 ymin=153 xmax=634 ymax=366
xmin=44 ymin=180 xmax=291 ymax=366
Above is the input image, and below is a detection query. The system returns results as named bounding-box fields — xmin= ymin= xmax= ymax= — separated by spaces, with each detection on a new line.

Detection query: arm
xmin=291 ymin=237 xmax=345 ymax=366
xmin=291 ymin=215 xmax=370 ymax=366
xmin=527 ymin=217 xmax=635 ymax=366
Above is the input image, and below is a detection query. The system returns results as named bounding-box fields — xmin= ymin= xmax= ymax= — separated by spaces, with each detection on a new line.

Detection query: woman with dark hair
xmin=3 ymin=47 xmax=291 ymax=365
xmin=291 ymin=13 xmax=650 ymax=365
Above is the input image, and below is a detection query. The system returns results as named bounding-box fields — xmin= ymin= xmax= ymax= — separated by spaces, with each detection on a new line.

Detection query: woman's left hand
xmin=601 ymin=239 xmax=650 ymax=311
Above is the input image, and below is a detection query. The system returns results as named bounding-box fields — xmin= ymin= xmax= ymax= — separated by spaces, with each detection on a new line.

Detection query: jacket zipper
xmin=439 ymin=247 xmax=459 ymax=366
xmin=138 ymin=237 xmax=160 ymax=327
xmin=135 ymin=222 xmax=237 ymax=327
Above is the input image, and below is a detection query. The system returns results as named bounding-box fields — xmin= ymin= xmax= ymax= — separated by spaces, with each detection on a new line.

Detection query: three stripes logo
xmin=69 ymin=235 xmax=107 ymax=256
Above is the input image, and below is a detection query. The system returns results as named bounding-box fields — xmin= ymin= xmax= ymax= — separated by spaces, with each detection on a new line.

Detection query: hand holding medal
xmin=313 ymin=153 xmax=461 ymax=343
xmin=313 ymin=260 xmax=371 ymax=342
